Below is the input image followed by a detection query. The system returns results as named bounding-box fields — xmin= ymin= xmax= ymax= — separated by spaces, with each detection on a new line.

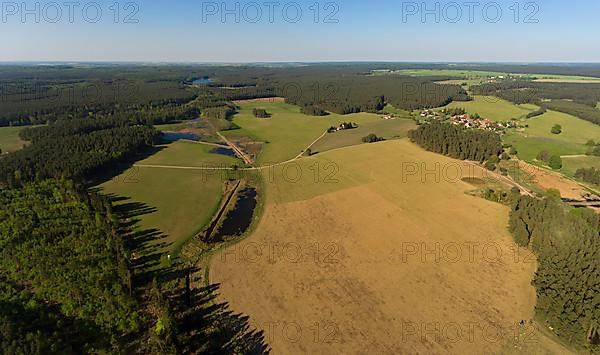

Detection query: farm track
xmin=216 ymin=132 xmax=254 ymax=165
xmin=136 ymin=130 xmax=330 ymax=171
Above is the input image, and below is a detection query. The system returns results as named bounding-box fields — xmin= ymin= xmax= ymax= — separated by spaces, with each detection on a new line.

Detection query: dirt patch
xmin=461 ymin=177 xmax=487 ymax=187
xmin=232 ymin=97 xmax=285 ymax=105
xmin=211 ymin=140 xmax=538 ymax=354
xmin=519 ymin=161 xmax=595 ymax=200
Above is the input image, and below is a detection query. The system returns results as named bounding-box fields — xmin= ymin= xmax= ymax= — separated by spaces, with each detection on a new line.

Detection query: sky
xmin=2 ymin=0 xmax=599 ymax=62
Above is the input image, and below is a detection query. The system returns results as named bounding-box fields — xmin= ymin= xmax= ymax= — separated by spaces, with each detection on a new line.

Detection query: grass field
xmin=100 ymin=141 xmax=241 ymax=254
xmin=223 ymin=101 xmax=382 ymax=164
xmin=504 ymin=110 xmax=600 ymax=167
xmin=444 ymin=95 xmax=535 ymax=121
xmin=211 ymin=140 xmax=541 ymax=354
xmin=310 ymin=119 xmax=416 ymax=154
xmin=0 ymin=126 xmax=27 ymax=153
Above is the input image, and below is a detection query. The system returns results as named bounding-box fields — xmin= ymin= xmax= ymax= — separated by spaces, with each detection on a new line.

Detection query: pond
xmin=210 ymin=147 xmax=236 ymax=157
xmin=213 ymin=188 xmax=257 ymax=239
xmin=162 ymin=131 xmax=200 ymax=142
xmin=192 ymin=77 xmax=213 ymax=85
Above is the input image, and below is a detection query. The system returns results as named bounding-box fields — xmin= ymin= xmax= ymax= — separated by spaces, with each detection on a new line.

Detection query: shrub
xmin=252 ymin=108 xmax=270 ymax=118
xmin=362 ymin=134 xmax=383 ymax=143
xmin=551 ymin=124 xmax=562 ymax=135
xmin=537 ymin=150 xmax=551 ymax=163
xmin=549 ymin=155 xmax=563 ymax=170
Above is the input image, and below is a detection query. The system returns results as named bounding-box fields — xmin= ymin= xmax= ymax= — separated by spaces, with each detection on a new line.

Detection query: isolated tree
xmin=549 ymin=155 xmax=563 ymax=170
xmin=537 ymin=150 xmax=551 ymax=163
xmin=551 ymin=124 xmax=563 ymax=135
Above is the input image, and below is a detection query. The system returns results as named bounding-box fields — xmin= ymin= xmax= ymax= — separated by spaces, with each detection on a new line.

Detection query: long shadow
xmin=168 ymin=278 xmax=271 ymax=354
xmin=90 ymin=145 xmax=168 ymax=185
xmin=102 ymin=190 xmax=269 ymax=353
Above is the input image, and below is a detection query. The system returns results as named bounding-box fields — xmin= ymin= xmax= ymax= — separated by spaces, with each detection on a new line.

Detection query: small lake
xmin=210 ymin=147 xmax=236 ymax=157
xmin=192 ymin=78 xmax=213 ymax=85
xmin=214 ymin=188 xmax=257 ymax=239
xmin=162 ymin=131 xmax=200 ymax=142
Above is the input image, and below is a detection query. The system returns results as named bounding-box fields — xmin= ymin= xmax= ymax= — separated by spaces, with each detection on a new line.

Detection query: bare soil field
xmin=211 ymin=140 xmax=540 ymax=354
xmin=518 ymin=161 xmax=596 ymax=200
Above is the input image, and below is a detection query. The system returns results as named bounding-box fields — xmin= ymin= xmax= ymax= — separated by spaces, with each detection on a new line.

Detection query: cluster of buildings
xmin=328 ymin=122 xmax=357 ymax=133
xmin=450 ymin=114 xmax=517 ymax=131
xmin=419 ymin=109 xmax=517 ymax=132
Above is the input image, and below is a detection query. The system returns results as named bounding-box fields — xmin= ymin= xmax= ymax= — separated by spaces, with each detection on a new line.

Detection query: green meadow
xmin=445 ymin=95 xmax=535 ymax=121
xmin=0 ymin=126 xmax=27 ymax=153
xmin=562 ymin=156 xmax=600 ymax=176
xmin=504 ymin=110 xmax=600 ymax=169
xmin=310 ymin=119 xmax=416 ymax=154
xmin=100 ymin=141 xmax=241 ymax=254
xmin=223 ymin=101 xmax=382 ymax=164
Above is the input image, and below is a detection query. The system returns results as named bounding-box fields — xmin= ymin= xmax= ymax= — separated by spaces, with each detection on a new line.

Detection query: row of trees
xmin=508 ymin=196 xmax=600 ymax=349
xmin=408 ymin=122 xmax=503 ymax=162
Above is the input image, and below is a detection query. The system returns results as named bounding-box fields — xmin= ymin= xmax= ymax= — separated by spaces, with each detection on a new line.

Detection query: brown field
xmin=232 ymin=97 xmax=286 ymax=105
xmin=518 ymin=161 xmax=596 ymax=200
xmin=211 ymin=140 xmax=541 ymax=354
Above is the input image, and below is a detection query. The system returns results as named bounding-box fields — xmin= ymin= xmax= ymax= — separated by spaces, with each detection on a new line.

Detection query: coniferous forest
xmin=408 ymin=121 xmax=503 ymax=162
xmin=509 ymin=196 xmax=600 ymax=347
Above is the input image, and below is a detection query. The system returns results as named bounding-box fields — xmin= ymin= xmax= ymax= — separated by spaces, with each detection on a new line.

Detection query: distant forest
xmin=0 ymin=64 xmax=472 ymax=127
xmin=472 ymin=80 xmax=600 ymax=125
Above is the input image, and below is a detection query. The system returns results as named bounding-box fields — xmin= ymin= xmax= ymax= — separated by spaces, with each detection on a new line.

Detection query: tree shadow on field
xmin=163 ymin=270 xmax=271 ymax=354
xmin=90 ymin=145 xmax=167 ymax=185
xmin=100 ymin=192 xmax=270 ymax=353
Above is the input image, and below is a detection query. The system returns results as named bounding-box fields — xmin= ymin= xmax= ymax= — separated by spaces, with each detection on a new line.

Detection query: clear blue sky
xmin=2 ymin=0 xmax=599 ymax=62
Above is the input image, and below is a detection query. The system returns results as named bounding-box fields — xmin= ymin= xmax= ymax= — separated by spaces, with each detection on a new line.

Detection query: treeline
xmin=473 ymin=80 xmax=600 ymax=106
xmin=508 ymin=196 xmax=600 ymax=349
xmin=472 ymin=80 xmax=600 ymax=125
xmin=0 ymin=78 xmax=197 ymax=127
xmin=575 ymin=167 xmax=600 ymax=186
xmin=541 ymin=100 xmax=600 ymax=126
xmin=526 ymin=105 xmax=547 ymax=118
xmin=408 ymin=122 xmax=503 ymax=162
xmin=0 ymin=117 xmax=161 ymax=186
xmin=279 ymin=76 xmax=469 ymax=114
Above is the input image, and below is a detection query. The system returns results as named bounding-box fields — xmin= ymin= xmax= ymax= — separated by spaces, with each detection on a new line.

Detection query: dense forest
xmin=0 ymin=117 xmax=161 ymax=186
xmin=508 ymin=196 xmax=600 ymax=349
xmin=0 ymin=179 xmax=268 ymax=353
xmin=408 ymin=122 xmax=503 ymax=162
